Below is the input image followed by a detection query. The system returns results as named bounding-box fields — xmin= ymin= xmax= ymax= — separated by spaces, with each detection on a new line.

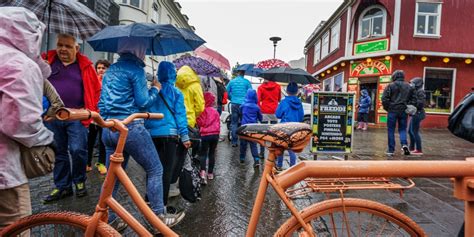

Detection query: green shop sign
xmin=354 ymin=38 xmax=389 ymax=55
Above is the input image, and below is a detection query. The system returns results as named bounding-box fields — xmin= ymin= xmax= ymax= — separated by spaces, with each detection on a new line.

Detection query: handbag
xmin=20 ymin=145 xmax=55 ymax=179
xmin=179 ymin=151 xmax=201 ymax=203
xmin=405 ymin=104 xmax=417 ymax=115
xmin=448 ymin=92 xmax=474 ymax=143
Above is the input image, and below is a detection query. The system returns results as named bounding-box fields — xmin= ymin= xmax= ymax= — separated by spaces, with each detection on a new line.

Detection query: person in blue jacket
xmin=275 ymin=82 xmax=304 ymax=171
xmin=239 ymin=89 xmax=262 ymax=167
xmin=357 ymin=89 xmax=371 ymax=130
xmin=98 ymin=51 xmax=183 ymax=231
xmin=146 ymin=61 xmax=191 ymax=216
xmin=226 ymin=70 xmax=252 ymax=147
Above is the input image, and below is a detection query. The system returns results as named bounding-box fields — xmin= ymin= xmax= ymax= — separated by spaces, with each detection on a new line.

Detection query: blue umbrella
xmin=234 ymin=64 xmax=264 ymax=77
xmin=87 ymin=23 xmax=205 ymax=56
xmin=258 ymin=67 xmax=319 ymax=85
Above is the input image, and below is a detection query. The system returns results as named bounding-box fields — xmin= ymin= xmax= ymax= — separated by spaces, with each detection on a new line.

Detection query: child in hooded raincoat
xmin=196 ymin=92 xmax=221 ymax=184
xmin=275 ymin=82 xmax=304 ymax=171
xmin=239 ymin=89 xmax=262 ymax=167
xmin=357 ymin=89 xmax=371 ymax=130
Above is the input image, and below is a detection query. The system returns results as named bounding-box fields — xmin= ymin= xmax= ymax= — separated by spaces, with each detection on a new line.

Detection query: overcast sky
xmin=179 ymin=0 xmax=343 ymax=68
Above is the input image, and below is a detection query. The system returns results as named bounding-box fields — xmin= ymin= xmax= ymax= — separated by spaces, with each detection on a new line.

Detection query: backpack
xmin=179 ymin=152 xmax=201 ymax=203
xmin=448 ymin=92 xmax=474 ymax=143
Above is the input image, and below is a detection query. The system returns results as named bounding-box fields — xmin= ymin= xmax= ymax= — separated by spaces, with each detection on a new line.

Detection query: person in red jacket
xmin=42 ymin=34 xmax=101 ymax=203
xmin=257 ymin=79 xmax=281 ymax=157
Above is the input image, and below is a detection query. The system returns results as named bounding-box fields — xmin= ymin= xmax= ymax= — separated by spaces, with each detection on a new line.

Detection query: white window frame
xmin=151 ymin=2 xmax=160 ymax=23
xmin=422 ymin=67 xmax=456 ymax=114
xmin=313 ymin=39 xmax=321 ymax=65
xmin=358 ymin=5 xmax=387 ymax=40
xmin=321 ymin=32 xmax=330 ymax=59
xmin=414 ymin=1 xmax=442 ymax=37
xmin=122 ymin=0 xmax=142 ymax=9
xmin=330 ymin=20 xmax=341 ymax=52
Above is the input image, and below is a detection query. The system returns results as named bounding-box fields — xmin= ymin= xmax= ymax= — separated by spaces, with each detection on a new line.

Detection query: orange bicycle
xmin=2 ymin=110 xmax=473 ymax=236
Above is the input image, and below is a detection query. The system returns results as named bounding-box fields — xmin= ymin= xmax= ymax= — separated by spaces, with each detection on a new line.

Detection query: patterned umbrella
xmin=255 ymin=58 xmax=290 ymax=70
xmin=173 ymin=55 xmax=221 ymax=77
xmin=195 ymin=46 xmax=231 ymax=70
xmin=0 ymin=0 xmax=106 ymax=40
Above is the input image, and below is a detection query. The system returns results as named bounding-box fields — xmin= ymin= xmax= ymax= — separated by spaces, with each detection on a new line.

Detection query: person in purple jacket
xmin=239 ymin=89 xmax=262 ymax=168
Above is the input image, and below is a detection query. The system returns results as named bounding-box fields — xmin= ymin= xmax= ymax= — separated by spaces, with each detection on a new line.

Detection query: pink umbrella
xmin=195 ymin=46 xmax=230 ymax=70
xmin=255 ymin=58 xmax=290 ymax=70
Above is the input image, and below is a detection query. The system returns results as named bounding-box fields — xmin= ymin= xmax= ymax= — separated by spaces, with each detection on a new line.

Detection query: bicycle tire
xmin=0 ymin=211 xmax=121 ymax=237
xmin=275 ymin=198 xmax=426 ymax=237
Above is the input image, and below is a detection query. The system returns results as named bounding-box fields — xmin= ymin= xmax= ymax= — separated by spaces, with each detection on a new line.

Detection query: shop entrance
xmin=359 ymin=77 xmax=378 ymax=123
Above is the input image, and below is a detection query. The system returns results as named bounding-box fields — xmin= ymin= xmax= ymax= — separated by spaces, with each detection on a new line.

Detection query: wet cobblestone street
xmin=30 ymin=128 xmax=474 ymax=236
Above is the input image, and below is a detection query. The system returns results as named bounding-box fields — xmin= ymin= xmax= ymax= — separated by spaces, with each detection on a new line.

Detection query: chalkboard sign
xmin=311 ymin=92 xmax=355 ymax=153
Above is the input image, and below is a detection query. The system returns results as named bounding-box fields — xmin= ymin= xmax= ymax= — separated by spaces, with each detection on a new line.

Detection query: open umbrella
xmin=234 ymin=64 xmax=264 ymax=77
xmin=195 ymin=46 xmax=231 ymax=70
xmin=0 ymin=0 xmax=106 ymax=40
xmin=255 ymin=58 xmax=290 ymax=70
xmin=87 ymin=23 xmax=205 ymax=56
xmin=258 ymin=67 xmax=319 ymax=85
xmin=173 ymin=55 xmax=221 ymax=77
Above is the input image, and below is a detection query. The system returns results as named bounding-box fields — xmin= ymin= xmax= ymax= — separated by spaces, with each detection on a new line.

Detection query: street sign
xmin=311 ymin=92 xmax=355 ymax=154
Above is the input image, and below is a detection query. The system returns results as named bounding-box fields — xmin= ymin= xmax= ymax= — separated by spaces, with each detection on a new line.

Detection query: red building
xmin=305 ymin=0 xmax=474 ymax=128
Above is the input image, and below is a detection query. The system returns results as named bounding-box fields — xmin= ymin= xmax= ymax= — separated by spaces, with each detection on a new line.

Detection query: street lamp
xmin=270 ymin=36 xmax=282 ymax=59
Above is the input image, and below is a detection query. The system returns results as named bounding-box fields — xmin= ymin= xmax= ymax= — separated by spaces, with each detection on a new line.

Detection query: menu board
xmin=311 ymin=92 xmax=355 ymax=154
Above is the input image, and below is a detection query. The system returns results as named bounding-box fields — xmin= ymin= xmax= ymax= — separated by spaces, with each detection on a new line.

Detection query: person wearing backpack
xmin=357 ymin=89 xmax=371 ymax=131
xmin=275 ymin=82 xmax=304 ymax=171
xmin=382 ymin=70 xmax=416 ymax=156
xmin=408 ymin=77 xmax=426 ymax=155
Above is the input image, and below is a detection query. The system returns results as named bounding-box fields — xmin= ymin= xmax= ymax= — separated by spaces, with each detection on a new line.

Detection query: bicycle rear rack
xmin=286 ymin=177 xmax=415 ymax=199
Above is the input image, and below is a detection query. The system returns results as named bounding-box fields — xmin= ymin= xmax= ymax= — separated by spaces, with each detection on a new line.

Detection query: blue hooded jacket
xmin=240 ymin=89 xmax=262 ymax=125
xmin=145 ymin=62 xmax=189 ymax=142
xmin=358 ymin=89 xmax=371 ymax=114
xmin=276 ymin=96 xmax=304 ymax=123
xmin=226 ymin=75 xmax=252 ymax=105
xmin=99 ymin=53 xmax=159 ymax=119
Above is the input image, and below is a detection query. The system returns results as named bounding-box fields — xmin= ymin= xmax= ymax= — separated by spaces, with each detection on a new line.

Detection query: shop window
xmin=330 ymin=20 xmax=340 ymax=52
xmin=415 ymin=2 xmax=441 ymax=36
xmin=424 ymin=68 xmax=454 ymax=113
xmin=321 ymin=32 xmax=329 ymax=59
xmin=313 ymin=40 xmax=321 ymax=65
xmin=358 ymin=6 xmax=386 ymax=40
xmin=323 ymin=73 xmax=344 ymax=92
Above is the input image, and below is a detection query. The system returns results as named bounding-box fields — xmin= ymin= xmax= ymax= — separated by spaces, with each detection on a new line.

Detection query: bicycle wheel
xmin=1 ymin=211 xmax=121 ymax=237
xmin=275 ymin=198 xmax=426 ymax=237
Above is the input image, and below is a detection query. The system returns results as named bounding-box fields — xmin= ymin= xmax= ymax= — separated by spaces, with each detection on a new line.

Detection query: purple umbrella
xmin=173 ymin=55 xmax=221 ymax=77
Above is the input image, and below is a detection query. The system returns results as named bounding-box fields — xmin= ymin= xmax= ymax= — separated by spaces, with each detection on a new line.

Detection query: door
xmin=359 ymin=78 xmax=377 ymax=123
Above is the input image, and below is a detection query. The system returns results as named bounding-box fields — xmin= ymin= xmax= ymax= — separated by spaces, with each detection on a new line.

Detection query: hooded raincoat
xmin=176 ymin=66 xmax=205 ymax=128
xmin=240 ymin=89 xmax=263 ymax=125
xmin=358 ymin=89 xmax=371 ymax=114
xmin=0 ymin=7 xmax=55 ymax=189
xmin=146 ymin=62 xmax=189 ymax=142
xmin=197 ymin=92 xmax=221 ymax=137
xmin=226 ymin=75 xmax=252 ymax=105
xmin=276 ymin=96 xmax=304 ymax=123
xmin=410 ymin=78 xmax=426 ymax=113
xmin=382 ymin=75 xmax=415 ymax=113
xmin=257 ymin=81 xmax=281 ymax=114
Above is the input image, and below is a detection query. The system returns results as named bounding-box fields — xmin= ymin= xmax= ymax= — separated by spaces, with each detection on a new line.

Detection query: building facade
xmin=305 ymin=0 xmax=474 ymax=128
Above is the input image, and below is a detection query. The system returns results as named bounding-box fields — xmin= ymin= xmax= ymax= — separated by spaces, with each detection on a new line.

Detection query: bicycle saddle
xmin=237 ymin=123 xmax=312 ymax=152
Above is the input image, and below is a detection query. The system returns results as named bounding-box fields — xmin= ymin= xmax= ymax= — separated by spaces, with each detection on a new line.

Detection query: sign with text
xmin=311 ymin=92 xmax=355 ymax=154
xmin=354 ymin=38 xmax=389 ymax=55
xmin=350 ymin=59 xmax=392 ymax=77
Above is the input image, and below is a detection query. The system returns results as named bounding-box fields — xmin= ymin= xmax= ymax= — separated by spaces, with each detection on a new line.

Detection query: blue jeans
xmin=231 ymin=104 xmax=241 ymax=145
xmin=408 ymin=111 xmax=425 ymax=152
xmin=102 ymin=120 xmax=164 ymax=221
xmin=46 ymin=120 xmax=88 ymax=190
xmin=240 ymin=140 xmax=259 ymax=162
xmin=277 ymin=150 xmax=297 ymax=168
xmin=387 ymin=111 xmax=408 ymax=153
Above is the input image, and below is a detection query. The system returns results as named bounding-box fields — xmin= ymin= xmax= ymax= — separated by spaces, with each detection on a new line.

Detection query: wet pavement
xmin=30 ymin=128 xmax=474 ymax=236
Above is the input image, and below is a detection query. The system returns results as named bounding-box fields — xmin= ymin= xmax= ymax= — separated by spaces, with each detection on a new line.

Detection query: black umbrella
xmin=258 ymin=67 xmax=319 ymax=85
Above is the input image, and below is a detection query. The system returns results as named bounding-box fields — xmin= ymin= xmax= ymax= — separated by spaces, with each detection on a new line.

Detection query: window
xmin=313 ymin=40 xmax=321 ymax=65
xmin=423 ymin=68 xmax=455 ymax=113
xmin=358 ymin=6 xmax=386 ymax=40
xmin=415 ymin=2 xmax=441 ymax=36
xmin=330 ymin=20 xmax=340 ymax=52
xmin=122 ymin=0 xmax=141 ymax=9
xmin=323 ymin=73 xmax=344 ymax=92
xmin=323 ymin=77 xmax=333 ymax=92
xmin=151 ymin=3 xmax=160 ymax=23
xmin=321 ymin=32 xmax=329 ymax=59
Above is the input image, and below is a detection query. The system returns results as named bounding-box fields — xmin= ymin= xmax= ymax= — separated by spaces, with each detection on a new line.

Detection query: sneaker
xmin=200 ymin=170 xmax=207 ymax=185
xmin=168 ymin=183 xmax=180 ymax=198
xmin=411 ymin=150 xmax=423 ymax=155
xmin=158 ymin=212 xmax=185 ymax=228
xmin=232 ymin=144 xmax=238 ymax=148
xmin=86 ymin=165 xmax=92 ymax=172
xmin=43 ymin=187 xmax=73 ymax=203
xmin=253 ymin=160 xmax=260 ymax=168
xmin=402 ymin=145 xmax=410 ymax=155
xmin=95 ymin=163 xmax=107 ymax=175
xmin=258 ymin=152 xmax=264 ymax=159
xmin=75 ymin=182 xmax=87 ymax=197
xmin=166 ymin=206 xmax=182 ymax=215
xmin=240 ymin=159 xmax=245 ymax=164
xmin=109 ymin=218 xmax=128 ymax=232
xmin=207 ymin=173 xmax=214 ymax=180
xmin=385 ymin=151 xmax=394 ymax=156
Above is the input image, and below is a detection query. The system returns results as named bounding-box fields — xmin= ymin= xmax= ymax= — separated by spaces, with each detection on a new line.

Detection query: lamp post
xmin=270 ymin=36 xmax=282 ymax=59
